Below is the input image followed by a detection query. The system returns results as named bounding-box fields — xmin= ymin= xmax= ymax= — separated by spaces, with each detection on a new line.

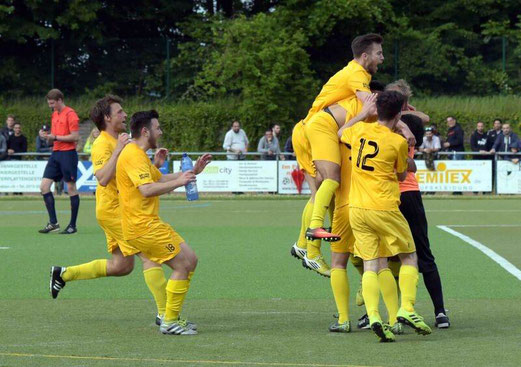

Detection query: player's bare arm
xmin=95 ymin=133 xmax=130 ymax=187
xmin=139 ymin=170 xmax=196 ymax=197
xmin=46 ymin=130 xmax=80 ymax=143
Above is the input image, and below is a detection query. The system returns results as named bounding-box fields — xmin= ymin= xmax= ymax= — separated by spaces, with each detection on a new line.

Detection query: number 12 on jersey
xmin=356 ymin=138 xmax=379 ymax=171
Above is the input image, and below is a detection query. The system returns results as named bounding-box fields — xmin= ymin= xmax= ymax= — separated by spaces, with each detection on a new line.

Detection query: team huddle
xmin=41 ymin=33 xmax=447 ymax=341
xmin=290 ymin=33 xmax=449 ymax=342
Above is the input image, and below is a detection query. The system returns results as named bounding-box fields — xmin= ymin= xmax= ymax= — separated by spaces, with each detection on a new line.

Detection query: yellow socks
xmin=399 ymin=265 xmax=419 ymax=312
xmin=306 ymin=238 xmax=321 ymax=259
xmin=62 ymin=259 xmax=107 ymax=281
xmin=165 ymin=279 xmax=190 ymax=322
xmin=378 ymin=268 xmax=399 ymax=324
xmin=143 ymin=267 xmax=167 ymax=316
xmin=327 ymin=196 xmax=335 ymax=227
xmin=297 ymin=199 xmax=313 ymax=249
xmin=362 ymin=271 xmax=380 ymax=320
xmin=331 ymin=268 xmax=350 ymax=323
xmin=309 ymin=179 xmax=339 ymax=229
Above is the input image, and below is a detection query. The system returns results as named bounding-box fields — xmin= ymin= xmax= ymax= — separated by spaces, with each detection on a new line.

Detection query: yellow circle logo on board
xmin=437 ymin=162 xmax=447 ymax=171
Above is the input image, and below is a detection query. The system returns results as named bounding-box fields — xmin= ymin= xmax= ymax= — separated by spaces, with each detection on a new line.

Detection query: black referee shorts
xmin=399 ymin=190 xmax=437 ymax=273
xmin=43 ymin=150 xmax=78 ymax=183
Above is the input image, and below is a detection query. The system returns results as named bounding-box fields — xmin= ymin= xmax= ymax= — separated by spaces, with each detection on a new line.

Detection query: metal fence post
xmin=165 ymin=38 xmax=171 ymax=98
xmin=493 ymin=153 xmax=498 ymax=194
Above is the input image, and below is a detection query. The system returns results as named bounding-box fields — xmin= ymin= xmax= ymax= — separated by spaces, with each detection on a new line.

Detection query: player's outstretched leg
xmin=160 ymin=242 xmax=198 ymax=335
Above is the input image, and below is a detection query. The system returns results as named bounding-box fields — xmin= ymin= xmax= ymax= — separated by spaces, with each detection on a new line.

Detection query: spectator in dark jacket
xmin=470 ymin=121 xmax=489 ymax=160
xmin=36 ymin=124 xmax=53 ymax=155
xmin=490 ymin=123 xmax=519 ymax=161
xmin=0 ymin=133 xmax=7 ymax=160
xmin=284 ymin=135 xmax=295 ymax=159
xmin=486 ymin=119 xmax=502 ymax=151
xmin=7 ymin=122 xmax=28 ymax=160
xmin=1 ymin=114 xmax=16 ymax=143
xmin=443 ymin=116 xmax=465 ymax=159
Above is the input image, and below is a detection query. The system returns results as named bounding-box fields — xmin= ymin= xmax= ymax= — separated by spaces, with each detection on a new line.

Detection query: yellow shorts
xmin=292 ymin=122 xmax=316 ymax=177
xmin=98 ymin=217 xmax=139 ymax=257
xmin=349 ymin=207 xmax=415 ymax=261
xmin=305 ymin=111 xmax=341 ymax=165
xmin=330 ymin=204 xmax=355 ymax=254
xmin=127 ymin=222 xmax=184 ymax=264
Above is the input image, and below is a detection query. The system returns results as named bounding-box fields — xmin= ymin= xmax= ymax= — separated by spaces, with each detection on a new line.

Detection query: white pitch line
xmin=427 ymin=209 xmax=521 ymax=213
xmin=0 ymin=247 xmax=10 ymax=250
xmin=437 ymin=225 xmax=521 ymax=281
xmin=441 ymin=224 xmax=521 ymax=228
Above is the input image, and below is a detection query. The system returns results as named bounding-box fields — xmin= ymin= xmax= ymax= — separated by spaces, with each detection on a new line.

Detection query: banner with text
xmin=414 ymin=160 xmax=492 ymax=192
xmin=496 ymin=161 xmax=521 ymax=194
xmin=277 ymin=161 xmax=311 ymax=194
xmin=172 ymin=160 xmax=278 ymax=192
xmin=0 ymin=161 xmax=48 ymax=192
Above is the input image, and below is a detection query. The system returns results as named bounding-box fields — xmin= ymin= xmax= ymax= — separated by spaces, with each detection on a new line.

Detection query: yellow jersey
xmin=303 ymin=60 xmax=371 ymax=124
xmin=116 ymin=143 xmax=162 ymax=240
xmin=91 ymin=131 xmax=119 ymax=220
xmin=341 ymin=122 xmax=408 ymax=211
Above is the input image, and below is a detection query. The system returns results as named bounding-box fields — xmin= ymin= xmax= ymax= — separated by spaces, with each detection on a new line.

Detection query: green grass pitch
xmin=0 ymin=196 xmax=520 ymax=367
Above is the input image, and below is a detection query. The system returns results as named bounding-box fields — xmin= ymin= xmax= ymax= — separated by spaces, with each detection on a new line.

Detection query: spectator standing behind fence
xmin=470 ymin=121 xmax=489 ymax=160
xmin=257 ymin=128 xmax=281 ymax=160
xmin=443 ymin=116 xmax=464 ymax=159
xmin=223 ymin=121 xmax=249 ymax=160
xmin=83 ymin=127 xmax=100 ymax=155
xmin=0 ymin=132 xmax=7 ymax=161
xmin=284 ymin=135 xmax=295 ymax=159
xmin=419 ymin=127 xmax=441 ymax=170
xmin=7 ymin=122 xmax=27 ymax=160
xmin=490 ymin=123 xmax=519 ymax=161
xmin=1 ymin=114 xmax=16 ymax=143
xmin=36 ymin=125 xmax=53 ymax=155
xmin=486 ymin=119 xmax=502 ymax=151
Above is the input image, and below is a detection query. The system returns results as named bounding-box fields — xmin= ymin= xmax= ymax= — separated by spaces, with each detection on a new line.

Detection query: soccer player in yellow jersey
xmin=341 ymin=91 xmax=431 ymax=342
xmin=116 ymin=110 xmax=211 ymax=335
xmin=303 ymin=34 xmax=384 ymax=247
xmin=50 ymin=96 xmax=171 ymax=325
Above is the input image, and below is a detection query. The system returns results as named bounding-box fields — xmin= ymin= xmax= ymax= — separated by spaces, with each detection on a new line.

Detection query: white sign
xmin=172 ymin=160 xmax=278 ymax=192
xmin=0 ymin=161 xmax=48 ymax=192
xmin=496 ymin=161 xmax=521 ymax=194
xmin=414 ymin=160 xmax=492 ymax=192
xmin=278 ymin=161 xmax=311 ymax=195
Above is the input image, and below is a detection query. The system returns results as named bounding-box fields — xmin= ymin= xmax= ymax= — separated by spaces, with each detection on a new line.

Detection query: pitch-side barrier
xmin=0 ymin=151 xmax=520 ymax=194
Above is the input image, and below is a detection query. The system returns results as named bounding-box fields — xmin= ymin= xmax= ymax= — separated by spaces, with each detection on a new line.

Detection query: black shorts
xmin=43 ymin=150 xmax=78 ymax=183
xmin=399 ymin=190 xmax=437 ymax=273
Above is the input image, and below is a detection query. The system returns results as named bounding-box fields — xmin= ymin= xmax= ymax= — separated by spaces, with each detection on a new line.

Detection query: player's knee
xmin=40 ymin=182 xmax=51 ymax=194
xmin=400 ymin=252 xmax=418 ymax=267
xmin=111 ymin=259 xmax=134 ymax=276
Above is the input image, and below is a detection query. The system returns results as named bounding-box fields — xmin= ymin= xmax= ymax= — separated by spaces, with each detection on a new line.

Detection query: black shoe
xmin=156 ymin=314 xmax=162 ymax=326
xmin=435 ymin=312 xmax=450 ymax=329
xmin=50 ymin=266 xmax=66 ymax=299
xmin=39 ymin=222 xmax=60 ymax=234
xmin=60 ymin=225 xmax=77 ymax=234
xmin=357 ymin=313 xmax=370 ymax=329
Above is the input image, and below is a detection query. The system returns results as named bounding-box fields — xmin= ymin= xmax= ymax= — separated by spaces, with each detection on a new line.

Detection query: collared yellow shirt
xmin=341 ymin=122 xmax=408 ymax=211
xmin=303 ymin=60 xmax=371 ymax=124
xmin=91 ymin=131 xmax=119 ymax=220
xmin=116 ymin=143 xmax=162 ymax=240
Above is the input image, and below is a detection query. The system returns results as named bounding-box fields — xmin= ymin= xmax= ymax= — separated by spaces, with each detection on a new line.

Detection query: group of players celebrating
xmin=41 ymin=32 xmax=448 ymax=341
xmin=45 ymin=92 xmax=211 ymax=335
xmin=290 ymin=33 xmax=450 ymax=342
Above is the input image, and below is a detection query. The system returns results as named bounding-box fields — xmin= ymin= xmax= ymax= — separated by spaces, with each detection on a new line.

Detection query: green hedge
xmin=1 ymin=95 xmax=520 ymax=152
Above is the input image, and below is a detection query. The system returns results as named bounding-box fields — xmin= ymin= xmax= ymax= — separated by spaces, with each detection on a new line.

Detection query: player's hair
xmin=376 ymin=91 xmax=405 ymax=121
xmin=90 ymin=94 xmax=123 ymax=131
xmin=351 ymin=33 xmax=383 ymax=58
xmin=46 ymin=89 xmax=64 ymax=101
xmin=369 ymin=80 xmax=385 ymax=92
xmin=401 ymin=114 xmax=424 ymax=148
xmin=130 ymin=110 xmax=159 ymax=138
xmin=385 ymin=79 xmax=412 ymax=100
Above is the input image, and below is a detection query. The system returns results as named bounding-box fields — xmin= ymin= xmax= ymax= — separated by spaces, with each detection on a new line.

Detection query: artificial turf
xmin=1 ymin=197 xmax=520 ymax=367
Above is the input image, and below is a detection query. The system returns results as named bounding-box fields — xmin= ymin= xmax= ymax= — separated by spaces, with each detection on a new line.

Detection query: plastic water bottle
xmin=181 ymin=153 xmax=199 ymax=201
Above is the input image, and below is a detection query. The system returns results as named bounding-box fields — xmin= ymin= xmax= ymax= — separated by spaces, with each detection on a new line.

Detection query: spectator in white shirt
xmin=223 ymin=121 xmax=249 ymax=160
xmin=420 ymin=127 xmax=441 ymax=153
